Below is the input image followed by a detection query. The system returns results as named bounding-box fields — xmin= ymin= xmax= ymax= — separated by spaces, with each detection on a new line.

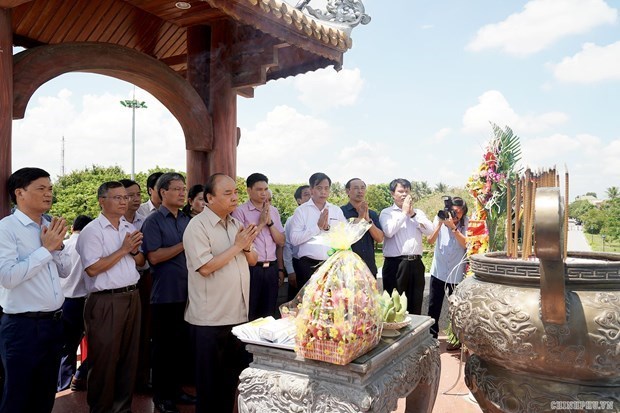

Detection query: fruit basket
xmin=383 ymin=314 xmax=412 ymax=330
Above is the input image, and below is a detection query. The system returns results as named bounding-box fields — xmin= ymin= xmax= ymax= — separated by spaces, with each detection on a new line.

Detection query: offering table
xmin=238 ymin=315 xmax=440 ymax=413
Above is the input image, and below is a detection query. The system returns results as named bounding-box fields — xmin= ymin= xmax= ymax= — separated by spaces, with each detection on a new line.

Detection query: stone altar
xmin=238 ymin=315 xmax=440 ymax=413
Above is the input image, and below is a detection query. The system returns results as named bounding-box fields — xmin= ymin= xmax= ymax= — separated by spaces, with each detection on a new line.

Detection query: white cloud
xmin=520 ymin=133 xmax=620 ymax=197
xmin=294 ymin=67 xmax=364 ymax=111
xmin=550 ymin=41 xmax=620 ymax=83
xmin=467 ymin=0 xmax=617 ymax=56
xmin=13 ymin=88 xmax=186 ymax=178
xmin=433 ymin=127 xmax=452 ymax=142
xmin=461 ymin=90 xmax=568 ymax=135
xmin=329 ymin=140 xmax=399 ymax=185
xmin=237 ymin=105 xmax=334 ymax=183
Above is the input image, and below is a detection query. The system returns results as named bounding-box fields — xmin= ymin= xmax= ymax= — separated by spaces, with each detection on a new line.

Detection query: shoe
xmin=446 ymin=342 xmax=462 ymax=351
xmin=154 ymin=399 xmax=180 ymax=413
xmin=70 ymin=375 xmax=86 ymax=391
xmin=176 ymin=391 xmax=197 ymax=405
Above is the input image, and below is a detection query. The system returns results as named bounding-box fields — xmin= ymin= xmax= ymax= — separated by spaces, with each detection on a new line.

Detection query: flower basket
xmin=285 ymin=221 xmax=383 ymax=366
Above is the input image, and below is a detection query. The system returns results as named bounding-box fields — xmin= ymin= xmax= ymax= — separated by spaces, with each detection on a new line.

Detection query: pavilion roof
xmin=3 ymin=0 xmax=352 ymax=93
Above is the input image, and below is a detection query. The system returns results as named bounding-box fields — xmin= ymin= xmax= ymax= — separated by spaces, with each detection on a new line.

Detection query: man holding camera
xmin=379 ymin=178 xmax=434 ymax=315
xmin=427 ymin=197 xmax=468 ymax=345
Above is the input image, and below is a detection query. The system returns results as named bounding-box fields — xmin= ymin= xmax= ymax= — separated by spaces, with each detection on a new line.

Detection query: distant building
xmin=575 ymin=195 xmax=604 ymax=207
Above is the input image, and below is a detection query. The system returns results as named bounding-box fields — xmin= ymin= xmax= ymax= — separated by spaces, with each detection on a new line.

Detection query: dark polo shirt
xmin=141 ymin=206 xmax=190 ymax=304
xmin=340 ymin=203 xmax=382 ymax=276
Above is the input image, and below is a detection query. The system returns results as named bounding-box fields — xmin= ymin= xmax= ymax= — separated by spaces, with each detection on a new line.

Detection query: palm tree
xmin=435 ymin=182 xmax=449 ymax=193
xmin=606 ymin=186 xmax=619 ymax=200
xmin=411 ymin=181 xmax=432 ymax=201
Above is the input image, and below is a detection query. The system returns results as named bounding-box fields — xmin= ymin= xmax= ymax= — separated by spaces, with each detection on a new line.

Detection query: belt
xmin=253 ymin=260 xmax=278 ymax=268
xmin=92 ymin=284 xmax=138 ymax=295
xmin=395 ymin=255 xmax=422 ymax=261
xmin=10 ymin=309 xmax=63 ymax=321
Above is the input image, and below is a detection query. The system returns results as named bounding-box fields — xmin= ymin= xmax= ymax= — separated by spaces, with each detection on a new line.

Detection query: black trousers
xmin=151 ymin=302 xmax=188 ymax=402
xmin=0 ymin=313 xmax=63 ymax=413
xmin=191 ymin=324 xmax=250 ymax=413
xmin=248 ymin=264 xmax=279 ymax=320
xmin=382 ymin=257 xmax=425 ymax=315
xmin=57 ymin=296 xmax=88 ymax=391
xmin=428 ymin=276 xmax=456 ymax=338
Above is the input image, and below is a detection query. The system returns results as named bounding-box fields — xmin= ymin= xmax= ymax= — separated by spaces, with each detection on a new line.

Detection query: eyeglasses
xmin=102 ymin=195 xmax=130 ymax=202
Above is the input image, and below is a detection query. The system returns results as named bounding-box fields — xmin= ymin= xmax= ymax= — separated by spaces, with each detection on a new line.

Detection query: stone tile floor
xmin=52 ymin=336 xmax=481 ymax=413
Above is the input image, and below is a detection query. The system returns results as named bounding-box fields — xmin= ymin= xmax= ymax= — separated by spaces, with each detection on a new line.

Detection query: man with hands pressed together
xmin=380 ymin=178 xmax=434 ymax=315
xmin=183 ymin=173 xmax=259 ymax=413
xmin=232 ymin=173 xmax=285 ymax=320
xmin=289 ymin=172 xmax=346 ymax=290
xmin=341 ymin=178 xmax=384 ymax=276
xmin=0 ymin=167 xmax=71 ymax=413
xmin=76 ymin=181 xmax=145 ymax=413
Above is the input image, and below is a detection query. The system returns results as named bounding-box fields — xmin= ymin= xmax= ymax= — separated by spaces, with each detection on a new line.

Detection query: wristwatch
xmin=267 ymin=221 xmax=274 ymax=227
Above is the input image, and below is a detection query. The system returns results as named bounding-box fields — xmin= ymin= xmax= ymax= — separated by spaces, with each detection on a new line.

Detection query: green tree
xmin=434 ymin=182 xmax=449 ymax=193
xmin=606 ymin=186 xmax=619 ymax=200
xmin=585 ymin=192 xmax=598 ymax=198
xmin=366 ymin=184 xmax=393 ymax=213
xmin=411 ymin=181 xmax=432 ymax=201
xmin=568 ymin=199 xmax=595 ymax=221
xmin=582 ymin=208 xmax=605 ymax=235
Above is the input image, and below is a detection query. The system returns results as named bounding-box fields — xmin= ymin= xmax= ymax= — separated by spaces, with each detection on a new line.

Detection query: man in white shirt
xmin=57 ymin=215 xmax=93 ymax=393
xmin=379 ymin=178 xmax=434 ymax=315
xmin=76 ymin=181 xmax=145 ymax=413
xmin=0 ymin=167 xmax=70 ymax=413
xmin=137 ymin=172 xmax=163 ymax=217
xmin=289 ymin=173 xmax=346 ymax=290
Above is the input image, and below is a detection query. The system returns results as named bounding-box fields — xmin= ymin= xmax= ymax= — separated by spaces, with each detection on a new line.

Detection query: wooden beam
xmin=235 ymin=87 xmax=254 ymax=99
xmin=160 ymin=53 xmax=187 ymax=67
xmin=0 ymin=0 xmax=33 ymax=7
xmin=13 ymin=42 xmax=213 ymax=151
xmin=0 ymin=8 xmax=12 ymax=217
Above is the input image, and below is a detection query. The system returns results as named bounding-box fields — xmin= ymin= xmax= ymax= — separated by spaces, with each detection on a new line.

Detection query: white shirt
xmin=137 ymin=199 xmax=157 ymax=218
xmin=60 ymin=232 xmax=88 ymax=298
xmin=0 ymin=209 xmax=70 ymax=313
xmin=76 ymin=214 xmax=140 ymax=292
xmin=289 ymin=199 xmax=347 ymax=261
xmin=282 ymin=216 xmax=297 ymax=274
xmin=125 ymin=211 xmax=146 ymax=230
xmin=380 ymin=205 xmax=434 ymax=257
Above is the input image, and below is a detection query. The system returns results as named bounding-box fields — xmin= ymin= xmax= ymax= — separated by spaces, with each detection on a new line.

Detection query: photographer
xmin=427 ymin=196 xmax=468 ymax=348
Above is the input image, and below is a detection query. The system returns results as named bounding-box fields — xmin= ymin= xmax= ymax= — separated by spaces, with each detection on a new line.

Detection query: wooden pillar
xmin=0 ymin=9 xmax=12 ymax=218
xmin=186 ymin=25 xmax=211 ymax=188
xmin=207 ymin=20 xmax=237 ymax=178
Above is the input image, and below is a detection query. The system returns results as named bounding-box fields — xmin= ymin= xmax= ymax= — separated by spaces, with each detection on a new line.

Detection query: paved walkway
xmin=567 ymin=225 xmax=592 ymax=252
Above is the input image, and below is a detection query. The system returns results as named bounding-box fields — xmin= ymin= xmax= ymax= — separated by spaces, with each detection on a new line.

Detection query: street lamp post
xmin=120 ymin=87 xmax=147 ymax=180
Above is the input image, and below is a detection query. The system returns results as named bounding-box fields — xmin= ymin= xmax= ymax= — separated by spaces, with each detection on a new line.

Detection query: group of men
xmin=0 ymin=166 xmax=446 ymax=413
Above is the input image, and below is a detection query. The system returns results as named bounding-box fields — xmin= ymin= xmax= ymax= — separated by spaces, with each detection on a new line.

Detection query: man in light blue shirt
xmin=0 ymin=167 xmax=70 ymax=413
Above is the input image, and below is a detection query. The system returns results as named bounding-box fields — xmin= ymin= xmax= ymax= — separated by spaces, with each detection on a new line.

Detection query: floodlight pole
xmin=120 ymin=87 xmax=147 ymax=180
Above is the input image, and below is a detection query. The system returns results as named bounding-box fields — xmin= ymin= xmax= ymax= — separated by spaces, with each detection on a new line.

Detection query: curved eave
xmin=206 ymin=0 xmax=350 ymax=64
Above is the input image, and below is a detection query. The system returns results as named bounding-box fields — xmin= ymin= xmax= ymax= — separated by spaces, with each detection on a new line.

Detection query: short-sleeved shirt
xmin=341 ymin=203 xmax=382 ymax=275
xmin=76 ymin=214 xmax=140 ymax=293
xmin=430 ymin=216 xmax=469 ymax=284
xmin=141 ymin=206 xmax=190 ymax=304
xmin=183 ymin=206 xmax=250 ymax=326
xmin=0 ymin=209 xmax=70 ymax=313
xmin=60 ymin=233 xmax=88 ymax=298
xmin=231 ymin=201 xmax=284 ymax=262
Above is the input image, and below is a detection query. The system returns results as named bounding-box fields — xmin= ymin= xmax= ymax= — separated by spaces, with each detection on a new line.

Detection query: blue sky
xmin=12 ymin=0 xmax=620 ymax=200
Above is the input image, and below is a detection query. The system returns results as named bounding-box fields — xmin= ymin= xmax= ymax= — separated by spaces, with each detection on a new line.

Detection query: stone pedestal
xmin=238 ymin=315 xmax=440 ymax=413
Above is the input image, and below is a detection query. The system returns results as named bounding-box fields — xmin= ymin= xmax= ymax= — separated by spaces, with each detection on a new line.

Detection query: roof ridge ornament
xmin=295 ymin=0 xmax=371 ymax=35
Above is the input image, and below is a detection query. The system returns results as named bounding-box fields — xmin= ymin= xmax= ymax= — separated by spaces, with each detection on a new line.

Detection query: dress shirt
xmin=183 ymin=207 xmax=250 ymax=326
xmin=60 ymin=232 xmax=88 ymax=298
xmin=289 ymin=199 xmax=347 ymax=261
xmin=380 ymin=205 xmax=434 ymax=257
xmin=0 ymin=209 xmax=70 ymax=313
xmin=137 ymin=199 xmax=157 ymax=217
xmin=282 ymin=217 xmax=297 ymax=274
xmin=430 ymin=216 xmax=469 ymax=284
xmin=76 ymin=214 xmax=140 ymax=293
xmin=231 ymin=201 xmax=284 ymax=262
xmin=126 ymin=211 xmax=146 ymax=230
xmin=141 ymin=206 xmax=190 ymax=303
xmin=341 ymin=203 xmax=383 ymax=275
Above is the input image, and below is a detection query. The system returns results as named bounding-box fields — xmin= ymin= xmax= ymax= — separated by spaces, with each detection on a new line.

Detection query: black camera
xmin=437 ymin=196 xmax=456 ymax=220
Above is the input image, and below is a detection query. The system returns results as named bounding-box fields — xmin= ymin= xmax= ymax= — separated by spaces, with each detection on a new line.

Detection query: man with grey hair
xmin=76 ymin=181 xmax=145 ymax=413
xmin=141 ymin=173 xmax=193 ymax=413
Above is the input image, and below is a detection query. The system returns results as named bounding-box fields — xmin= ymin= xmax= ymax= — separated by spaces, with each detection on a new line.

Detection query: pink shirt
xmin=232 ymin=201 xmax=284 ymax=262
